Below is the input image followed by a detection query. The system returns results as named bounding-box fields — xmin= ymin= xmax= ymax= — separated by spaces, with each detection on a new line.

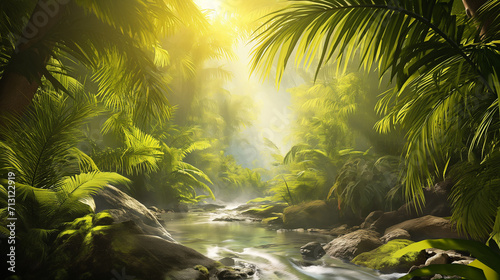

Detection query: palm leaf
xmin=0 ymin=91 xmax=102 ymax=189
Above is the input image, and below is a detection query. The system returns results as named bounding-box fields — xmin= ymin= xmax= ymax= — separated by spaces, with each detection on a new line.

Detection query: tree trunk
xmin=462 ymin=0 xmax=487 ymax=16
xmin=462 ymin=0 xmax=489 ymax=35
xmin=0 ymin=0 xmax=68 ymax=122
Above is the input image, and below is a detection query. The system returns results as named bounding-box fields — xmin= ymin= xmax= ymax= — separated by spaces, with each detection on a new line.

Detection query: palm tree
xmin=0 ymin=0 xmax=206 ymax=126
xmin=251 ymin=0 xmax=500 ymax=239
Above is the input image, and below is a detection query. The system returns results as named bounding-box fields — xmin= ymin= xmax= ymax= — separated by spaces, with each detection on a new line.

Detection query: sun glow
xmin=195 ymin=0 xmax=223 ymax=16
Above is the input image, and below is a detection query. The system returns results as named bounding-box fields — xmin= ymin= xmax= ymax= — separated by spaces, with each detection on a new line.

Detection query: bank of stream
xmin=162 ymin=207 xmax=404 ymax=280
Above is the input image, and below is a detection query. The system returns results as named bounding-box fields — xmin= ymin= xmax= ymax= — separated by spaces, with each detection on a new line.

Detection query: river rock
xmin=213 ymin=216 xmax=246 ymax=222
xmin=219 ymin=257 xmax=236 ymax=266
xmin=91 ymin=185 xmax=176 ymax=242
xmin=385 ymin=215 xmax=461 ymax=241
xmin=328 ymin=224 xmax=356 ymax=237
xmin=368 ymin=180 xmax=453 ymax=233
xmin=404 ymin=180 xmax=453 ymax=218
xmin=425 ymin=253 xmax=450 ymax=265
xmin=380 ymin=228 xmax=411 ymax=243
xmin=49 ymin=213 xmax=218 ymax=280
xmin=426 ymin=248 xmax=475 ymax=264
xmin=282 ymin=200 xmax=337 ymax=229
xmin=300 ymin=242 xmax=326 ymax=260
xmin=324 ymin=229 xmax=382 ymax=261
xmin=352 ymin=239 xmax=427 ymax=273
xmin=370 ymin=210 xmax=408 ymax=233
xmin=217 ymin=268 xmax=251 ymax=279
xmin=360 ymin=210 xmax=384 ymax=229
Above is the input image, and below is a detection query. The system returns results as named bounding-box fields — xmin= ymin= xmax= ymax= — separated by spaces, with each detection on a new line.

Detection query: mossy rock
xmin=242 ymin=203 xmax=287 ymax=218
xmin=68 ymin=215 xmax=94 ymax=231
xmin=194 ymin=265 xmax=209 ymax=276
xmin=352 ymin=239 xmax=426 ymax=273
xmin=262 ymin=216 xmax=282 ymax=225
xmin=93 ymin=211 xmax=114 ymax=226
xmin=282 ymin=200 xmax=338 ymax=229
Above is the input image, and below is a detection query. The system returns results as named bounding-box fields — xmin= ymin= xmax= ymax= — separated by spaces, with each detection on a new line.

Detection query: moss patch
xmin=242 ymin=203 xmax=287 ymax=218
xmin=93 ymin=211 xmax=114 ymax=226
xmin=68 ymin=215 xmax=93 ymax=231
xmin=262 ymin=216 xmax=281 ymax=224
xmin=194 ymin=265 xmax=209 ymax=276
xmin=352 ymin=239 xmax=426 ymax=273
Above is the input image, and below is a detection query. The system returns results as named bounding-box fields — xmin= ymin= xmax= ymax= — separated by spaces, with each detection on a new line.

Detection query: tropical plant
xmin=88 ymin=112 xmax=215 ymax=206
xmin=145 ymin=141 xmax=215 ymax=205
xmin=251 ymin=0 xmax=500 ymax=240
xmin=0 ymin=90 xmax=102 ymax=188
xmin=0 ymin=89 xmax=130 ymax=267
xmin=328 ymin=154 xmax=401 ymax=217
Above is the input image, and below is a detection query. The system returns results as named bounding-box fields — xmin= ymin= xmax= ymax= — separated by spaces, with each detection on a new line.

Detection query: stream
xmin=162 ymin=207 xmax=404 ymax=280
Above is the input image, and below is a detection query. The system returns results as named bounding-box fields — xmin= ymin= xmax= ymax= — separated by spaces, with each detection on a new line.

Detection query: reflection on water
xmin=162 ymin=210 xmax=403 ymax=280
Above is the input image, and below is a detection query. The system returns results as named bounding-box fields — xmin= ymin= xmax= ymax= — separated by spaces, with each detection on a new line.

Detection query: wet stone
xmin=300 ymin=241 xmax=326 ymax=260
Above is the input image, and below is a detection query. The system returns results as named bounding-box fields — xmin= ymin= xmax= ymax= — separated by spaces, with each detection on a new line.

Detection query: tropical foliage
xmin=3 ymin=0 xmax=500 ymax=278
xmin=251 ymin=0 xmax=500 ymax=241
xmin=0 ymin=89 xmax=130 ymax=265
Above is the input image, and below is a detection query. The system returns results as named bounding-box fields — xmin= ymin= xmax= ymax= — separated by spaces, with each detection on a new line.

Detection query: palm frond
xmin=0 ymin=91 xmax=102 ymax=189
xmin=57 ymin=171 xmax=130 ymax=204
xmin=449 ymin=151 xmax=500 ymax=239
xmin=94 ymin=126 xmax=163 ymax=175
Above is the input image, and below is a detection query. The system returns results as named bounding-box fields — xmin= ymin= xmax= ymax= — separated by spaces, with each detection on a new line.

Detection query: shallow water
xmin=162 ymin=209 xmax=404 ymax=280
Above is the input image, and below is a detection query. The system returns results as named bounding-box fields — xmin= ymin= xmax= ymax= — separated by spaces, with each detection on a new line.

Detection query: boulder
xmin=328 ymin=224 xmax=356 ymax=237
xmin=300 ymin=242 xmax=326 ymax=260
xmin=371 ymin=210 xmax=408 ymax=233
xmin=282 ymin=200 xmax=337 ymax=229
xmin=360 ymin=210 xmax=384 ymax=229
xmin=380 ymin=229 xmax=411 ymax=243
xmin=352 ymin=239 xmax=427 ymax=273
xmin=404 ymin=180 xmax=453 ymax=218
xmin=323 ymin=229 xmax=382 ymax=261
xmin=367 ymin=180 xmax=453 ymax=233
xmin=91 ymin=185 xmax=176 ymax=242
xmin=385 ymin=215 xmax=462 ymax=241
xmin=49 ymin=213 xmax=218 ymax=280
xmin=219 ymin=257 xmax=236 ymax=266
xmin=425 ymin=249 xmax=475 ymax=264
xmin=425 ymin=253 xmax=450 ymax=265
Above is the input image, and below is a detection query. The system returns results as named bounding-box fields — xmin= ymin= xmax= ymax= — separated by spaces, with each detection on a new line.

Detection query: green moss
xmin=89 ymin=225 xmax=112 ymax=234
xmin=69 ymin=215 xmax=94 ymax=231
xmin=242 ymin=203 xmax=287 ymax=218
xmin=352 ymin=239 xmax=426 ymax=273
xmin=57 ymin=229 xmax=79 ymax=240
xmin=262 ymin=216 xmax=281 ymax=224
xmin=194 ymin=265 xmax=209 ymax=276
xmin=93 ymin=211 xmax=114 ymax=226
